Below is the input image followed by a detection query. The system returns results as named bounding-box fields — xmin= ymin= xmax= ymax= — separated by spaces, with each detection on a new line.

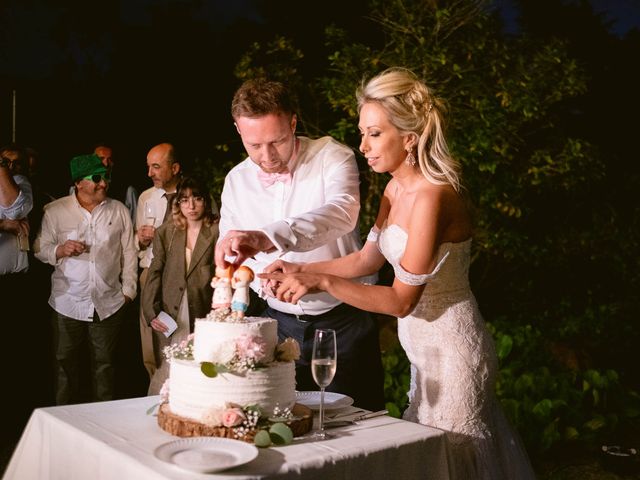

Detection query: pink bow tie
xmin=257 ymin=170 xmax=292 ymax=188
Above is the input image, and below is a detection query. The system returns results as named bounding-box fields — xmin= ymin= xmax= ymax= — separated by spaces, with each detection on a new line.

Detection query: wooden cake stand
xmin=158 ymin=403 xmax=313 ymax=442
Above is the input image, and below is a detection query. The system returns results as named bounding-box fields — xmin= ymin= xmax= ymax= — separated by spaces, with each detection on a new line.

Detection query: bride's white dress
xmin=378 ymin=223 xmax=536 ymax=479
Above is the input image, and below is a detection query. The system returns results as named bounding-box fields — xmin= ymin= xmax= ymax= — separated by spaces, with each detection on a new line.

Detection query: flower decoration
xmin=162 ymin=333 xmax=194 ymax=360
xmin=198 ymin=403 xmax=294 ymax=446
xmin=275 ymin=338 xmax=301 ymax=362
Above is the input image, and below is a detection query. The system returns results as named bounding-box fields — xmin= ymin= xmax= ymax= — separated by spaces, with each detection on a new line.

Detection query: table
xmin=3 ymin=396 xmax=451 ymax=480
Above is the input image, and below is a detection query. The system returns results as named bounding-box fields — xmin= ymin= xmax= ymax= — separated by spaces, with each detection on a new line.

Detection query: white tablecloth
xmin=3 ymin=396 xmax=451 ymax=480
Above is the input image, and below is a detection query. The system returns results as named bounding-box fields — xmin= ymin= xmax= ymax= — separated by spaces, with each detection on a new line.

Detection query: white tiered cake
xmin=168 ymin=315 xmax=297 ymax=420
xmin=157 ymin=307 xmax=309 ymax=440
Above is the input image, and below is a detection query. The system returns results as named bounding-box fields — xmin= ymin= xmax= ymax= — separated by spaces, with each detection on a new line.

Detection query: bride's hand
xmin=261 ymin=259 xmax=302 ymax=297
xmin=258 ymin=271 xmax=326 ymax=304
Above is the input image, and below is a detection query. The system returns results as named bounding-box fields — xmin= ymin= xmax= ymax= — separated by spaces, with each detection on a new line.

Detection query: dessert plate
xmin=295 ymin=391 xmax=354 ymax=410
xmin=154 ymin=437 xmax=258 ymax=473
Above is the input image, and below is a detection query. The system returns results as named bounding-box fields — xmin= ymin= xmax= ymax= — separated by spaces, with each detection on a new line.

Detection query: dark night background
xmin=0 ymin=0 xmax=378 ymax=196
xmin=2 ymin=0 xmax=640 ymax=476
xmin=2 ymin=0 xmax=637 ymax=197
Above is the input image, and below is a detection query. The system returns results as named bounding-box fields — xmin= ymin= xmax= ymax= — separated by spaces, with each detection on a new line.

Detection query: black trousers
xmin=264 ymin=303 xmax=385 ymax=411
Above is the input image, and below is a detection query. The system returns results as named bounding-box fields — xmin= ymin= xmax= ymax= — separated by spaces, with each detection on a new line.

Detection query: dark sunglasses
xmin=82 ymin=174 xmax=111 ymax=183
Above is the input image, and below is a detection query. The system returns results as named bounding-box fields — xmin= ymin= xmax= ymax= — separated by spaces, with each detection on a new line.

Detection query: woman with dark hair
xmin=141 ymin=176 xmax=219 ymax=394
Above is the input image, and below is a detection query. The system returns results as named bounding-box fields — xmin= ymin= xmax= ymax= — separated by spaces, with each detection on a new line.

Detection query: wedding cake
xmin=166 ymin=311 xmax=298 ymax=421
xmin=157 ymin=276 xmax=310 ymax=441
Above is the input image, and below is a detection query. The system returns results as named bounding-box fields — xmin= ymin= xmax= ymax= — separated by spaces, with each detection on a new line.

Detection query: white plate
xmin=295 ymin=391 xmax=354 ymax=410
xmin=154 ymin=437 xmax=258 ymax=473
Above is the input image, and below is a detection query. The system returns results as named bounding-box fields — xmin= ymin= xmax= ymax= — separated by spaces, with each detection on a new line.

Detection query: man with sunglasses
xmin=34 ymin=153 xmax=137 ymax=404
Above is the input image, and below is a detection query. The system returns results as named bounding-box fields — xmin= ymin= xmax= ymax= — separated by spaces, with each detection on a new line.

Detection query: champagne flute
xmin=77 ymin=221 xmax=93 ymax=253
xmin=311 ymin=328 xmax=337 ymax=439
xmin=144 ymin=201 xmax=157 ymax=226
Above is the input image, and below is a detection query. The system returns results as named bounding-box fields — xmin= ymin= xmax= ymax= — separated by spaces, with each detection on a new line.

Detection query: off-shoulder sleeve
xmin=394 ymin=251 xmax=450 ymax=286
xmin=366 ymin=225 xmax=380 ymax=243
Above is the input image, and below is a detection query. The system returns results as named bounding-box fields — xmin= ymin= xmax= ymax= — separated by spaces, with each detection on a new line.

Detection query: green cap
xmin=70 ymin=154 xmax=107 ymax=181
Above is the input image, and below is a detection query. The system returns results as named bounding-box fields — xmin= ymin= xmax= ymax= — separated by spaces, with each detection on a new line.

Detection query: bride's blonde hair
xmin=356 ymin=67 xmax=461 ymax=191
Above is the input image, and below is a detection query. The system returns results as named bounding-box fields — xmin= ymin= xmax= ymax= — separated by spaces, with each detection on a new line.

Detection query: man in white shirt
xmin=0 ymin=145 xmax=33 ymax=278
xmin=135 ymin=143 xmax=182 ymax=379
xmin=34 ymin=153 xmax=137 ymax=404
xmin=1 ymin=144 xmax=35 ymax=441
xmin=215 ymin=79 xmax=385 ymax=410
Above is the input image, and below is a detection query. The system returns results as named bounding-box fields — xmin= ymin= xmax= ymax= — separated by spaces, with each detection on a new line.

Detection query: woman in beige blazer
xmin=142 ymin=176 xmax=219 ymax=394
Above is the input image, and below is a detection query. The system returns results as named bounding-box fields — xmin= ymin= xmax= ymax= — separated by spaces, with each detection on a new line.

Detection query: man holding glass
xmin=214 ymin=79 xmax=385 ymax=411
xmin=135 ymin=143 xmax=183 ymax=380
xmin=34 ymin=153 xmax=137 ymax=404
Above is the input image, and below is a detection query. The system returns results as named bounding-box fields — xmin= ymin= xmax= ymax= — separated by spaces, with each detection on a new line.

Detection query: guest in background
xmin=69 ymin=144 xmax=138 ymax=221
xmin=0 ymin=143 xmax=34 ymax=442
xmin=135 ymin=143 xmax=182 ymax=381
xmin=0 ymin=144 xmax=32 ymax=278
xmin=34 ymin=153 xmax=137 ymax=404
xmin=141 ymin=176 xmax=218 ymax=394
xmin=94 ymin=143 xmax=139 ymax=222
xmin=214 ymin=78 xmax=385 ymax=411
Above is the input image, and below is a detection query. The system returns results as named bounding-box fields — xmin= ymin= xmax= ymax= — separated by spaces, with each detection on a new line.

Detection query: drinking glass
xmin=144 ymin=201 xmax=157 ymax=226
xmin=77 ymin=221 xmax=94 ymax=253
xmin=310 ymin=328 xmax=337 ymax=439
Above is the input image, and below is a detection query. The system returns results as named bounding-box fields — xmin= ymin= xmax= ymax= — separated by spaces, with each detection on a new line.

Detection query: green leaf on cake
xmin=269 ymin=423 xmax=293 ymax=445
xmin=254 ymin=429 xmax=272 ymax=447
xmin=200 ymin=362 xmax=218 ymax=377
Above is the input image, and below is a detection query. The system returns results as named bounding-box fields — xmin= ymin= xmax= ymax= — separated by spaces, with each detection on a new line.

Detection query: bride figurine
xmin=231 ymin=266 xmax=254 ymax=319
xmin=210 ymin=265 xmax=233 ymax=311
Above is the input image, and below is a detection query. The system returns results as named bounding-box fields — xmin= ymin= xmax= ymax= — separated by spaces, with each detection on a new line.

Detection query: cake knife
xmin=324 ymin=410 xmax=389 ymax=428
xmin=351 ymin=410 xmax=389 ymax=422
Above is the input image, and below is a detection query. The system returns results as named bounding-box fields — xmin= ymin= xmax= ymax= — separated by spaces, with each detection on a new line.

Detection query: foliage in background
xmin=214 ymin=0 xmax=640 ymax=460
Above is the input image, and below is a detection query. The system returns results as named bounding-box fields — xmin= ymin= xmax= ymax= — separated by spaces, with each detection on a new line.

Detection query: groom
xmin=214 ymin=78 xmax=385 ymax=411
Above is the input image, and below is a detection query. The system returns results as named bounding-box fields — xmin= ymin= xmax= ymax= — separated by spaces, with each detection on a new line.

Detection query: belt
xmin=269 ymin=302 xmax=355 ymax=323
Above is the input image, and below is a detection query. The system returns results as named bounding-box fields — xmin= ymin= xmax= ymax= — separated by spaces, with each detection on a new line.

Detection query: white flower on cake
xmin=210 ymin=341 xmax=237 ymax=365
xmin=162 ymin=333 xmax=194 ymax=360
xmin=201 ymin=406 xmax=224 ymax=427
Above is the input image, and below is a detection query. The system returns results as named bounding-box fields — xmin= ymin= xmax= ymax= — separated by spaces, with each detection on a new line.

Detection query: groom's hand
xmin=215 ymin=230 xmax=275 ymax=268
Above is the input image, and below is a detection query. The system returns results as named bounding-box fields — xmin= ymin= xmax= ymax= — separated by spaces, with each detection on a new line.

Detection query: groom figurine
xmin=214 ymin=78 xmax=384 ymax=410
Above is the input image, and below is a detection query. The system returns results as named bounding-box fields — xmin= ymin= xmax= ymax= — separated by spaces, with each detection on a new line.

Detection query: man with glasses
xmin=214 ymin=79 xmax=385 ymax=411
xmin=34 ymin=153 xmax=137 ymax=404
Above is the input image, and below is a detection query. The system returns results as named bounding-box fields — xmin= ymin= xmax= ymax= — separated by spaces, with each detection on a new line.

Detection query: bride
xmin=260 ymin=67 xmax=536 ymax=479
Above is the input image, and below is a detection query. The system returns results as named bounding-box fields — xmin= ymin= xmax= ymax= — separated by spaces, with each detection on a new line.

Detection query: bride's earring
xmin=405 ymin=148 xmax=416 ymax=167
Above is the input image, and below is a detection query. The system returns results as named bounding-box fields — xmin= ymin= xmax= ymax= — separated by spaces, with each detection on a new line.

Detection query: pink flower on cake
xmin=236 ymin=334 xmax=267 ymax=362
xmin=221 ymin=407 xmax=246 ymax=427
xmin=276 ymin=338 xmax=301 ymax=362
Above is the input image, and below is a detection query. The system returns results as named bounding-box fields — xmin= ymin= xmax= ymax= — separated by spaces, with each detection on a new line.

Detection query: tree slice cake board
xmin=158 ymin=403 xmax=313 ymax=442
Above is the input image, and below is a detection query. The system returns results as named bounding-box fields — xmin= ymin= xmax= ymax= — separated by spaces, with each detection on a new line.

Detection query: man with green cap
xmin=34 ymin=153 xmax=137 ymax=404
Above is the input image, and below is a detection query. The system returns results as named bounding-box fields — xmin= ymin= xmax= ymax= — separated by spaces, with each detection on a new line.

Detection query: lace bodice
xmin=377 ymin=222 xmax=471 ymax=294
xmin=375 ymin=222 xmax=535 ymax=479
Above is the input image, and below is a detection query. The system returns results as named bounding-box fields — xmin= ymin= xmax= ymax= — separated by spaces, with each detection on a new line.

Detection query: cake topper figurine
xmin=231 ymin=266 xmax=255 ymax=319
xmin=210 ymin=265 xmax=234 ymax=311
